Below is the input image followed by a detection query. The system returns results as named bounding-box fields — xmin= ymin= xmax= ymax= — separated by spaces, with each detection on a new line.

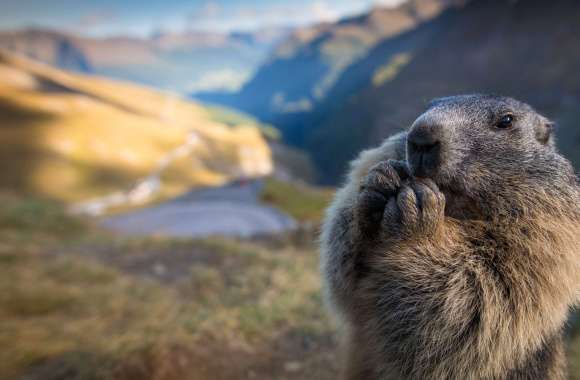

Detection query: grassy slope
xmin=0 ymin=50 xmax=272 ymax=203
xmin=0 ymin=192 xmax=338 ymax=380
xmin=204 ymin=104 xmax=281 ymax=141
xmin=260 ymin=178 xmax=334 ymax=224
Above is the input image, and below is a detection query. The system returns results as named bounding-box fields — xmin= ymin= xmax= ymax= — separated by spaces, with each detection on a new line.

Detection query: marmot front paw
xmin=357 ymin=160 xmax=445 ymax=239
xmin=356 ymin=159 xmax=408 ymax=235
xmin=387 ymin=179 xmax=446 ymax=238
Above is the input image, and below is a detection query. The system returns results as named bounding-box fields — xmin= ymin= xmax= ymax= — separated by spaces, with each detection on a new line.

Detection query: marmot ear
xmin=535 ymin=120 xmax=554 ymax=146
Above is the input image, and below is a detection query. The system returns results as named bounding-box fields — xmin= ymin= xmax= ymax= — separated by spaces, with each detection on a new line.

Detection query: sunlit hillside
xmin=0 ymin=50 xmax=272 ymax=211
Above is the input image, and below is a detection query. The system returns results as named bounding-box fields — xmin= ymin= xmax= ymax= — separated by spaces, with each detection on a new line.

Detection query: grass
xmin=0 ymin=251 xmax=181 ymax=380
xmin=372 ymin=53 xmax=412 ymax=87
xmin=0 ymin=193 xmax=84 ymax=237
xmin=0 ymin=193 xmax=338 ymax=380
xmin=568 ymin=311 xmax=580 ymax=379
xmin=2 ymin=194 xmax=578 ymax=379
xmin=260 ymin=177 xmax=334 ymax=224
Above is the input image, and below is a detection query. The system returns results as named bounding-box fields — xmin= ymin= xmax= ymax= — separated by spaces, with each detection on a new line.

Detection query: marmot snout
xmin=406 ymin=112 xmax=445 ymax=178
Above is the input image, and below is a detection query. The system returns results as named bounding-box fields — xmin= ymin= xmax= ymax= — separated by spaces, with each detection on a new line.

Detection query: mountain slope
xmin=0 ymin=28 xmax=288 ymax=94
xmin=0 ymin=50 xmax=272 ymax=207
xmin=310 ymin=0 xmax=580 ymax=183
xmin=0 ymin=29 xmax=92 ymax=73
xmin=195 ymin=0 xmax=459 ymax=145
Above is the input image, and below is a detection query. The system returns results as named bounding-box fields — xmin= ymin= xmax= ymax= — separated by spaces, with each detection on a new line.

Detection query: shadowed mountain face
xmin=0 ymin=28 xmax=289 ymax=94
xmin=311 ymin=0 xmax=580 ymax=183
xmin=194 ymin=0 xmax=460 ymax=145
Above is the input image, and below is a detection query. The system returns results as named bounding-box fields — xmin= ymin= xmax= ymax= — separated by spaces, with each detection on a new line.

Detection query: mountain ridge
xmin=0 ymin=27 xmax=289 ymax=94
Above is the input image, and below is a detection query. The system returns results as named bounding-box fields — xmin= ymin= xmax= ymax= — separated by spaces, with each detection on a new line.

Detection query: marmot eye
xmin=496 ymin=114 xmax=514 ymax=129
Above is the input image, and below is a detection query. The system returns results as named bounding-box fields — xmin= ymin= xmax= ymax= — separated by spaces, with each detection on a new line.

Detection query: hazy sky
xmin=0 ymin=0 xmax=407 ymax=37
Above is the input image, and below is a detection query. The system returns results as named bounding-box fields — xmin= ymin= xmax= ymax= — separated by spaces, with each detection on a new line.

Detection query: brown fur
xmin=320 ymin=95 xmax=580 ymax=379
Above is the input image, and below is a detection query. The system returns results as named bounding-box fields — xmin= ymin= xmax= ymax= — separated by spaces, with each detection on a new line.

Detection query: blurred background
xmin=0 ymin=0 xmax=579 ymax=379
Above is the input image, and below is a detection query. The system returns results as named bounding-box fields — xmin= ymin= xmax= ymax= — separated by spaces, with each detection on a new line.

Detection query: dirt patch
xmin=86 ymin=241 xmax=221 ymax=285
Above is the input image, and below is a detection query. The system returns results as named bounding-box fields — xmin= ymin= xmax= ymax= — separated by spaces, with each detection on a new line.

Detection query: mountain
xmin=195 ymin=0 xmax=462 ymax=145
xmin=0 ymin=29 xmax=92 ymax=73
xmin=0 ymin=28 xmax=289 ymax=94
xmin=196 ymin=0 xmax=580 ymax=185
xmin=0 ymin=49 xmax=272 ymax=207
xmin=310 ymin=0 xmax=580 ymax=183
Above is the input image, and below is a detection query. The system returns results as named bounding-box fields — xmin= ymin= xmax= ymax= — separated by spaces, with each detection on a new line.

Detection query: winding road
xmin=102 ymin=180 xmax=297 ymax=238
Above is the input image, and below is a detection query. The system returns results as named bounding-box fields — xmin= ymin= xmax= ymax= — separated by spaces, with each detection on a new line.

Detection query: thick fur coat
xmin=320 ymin=95 xmax=580 ymax=379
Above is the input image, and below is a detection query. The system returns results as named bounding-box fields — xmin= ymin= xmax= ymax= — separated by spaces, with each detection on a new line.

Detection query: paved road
xmin=102 ymin=180 xmax=297 ymax=238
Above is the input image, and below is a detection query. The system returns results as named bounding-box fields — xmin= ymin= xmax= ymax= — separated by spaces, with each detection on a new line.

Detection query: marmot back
xmin=320 ymin=95 xmax=580 ymax=379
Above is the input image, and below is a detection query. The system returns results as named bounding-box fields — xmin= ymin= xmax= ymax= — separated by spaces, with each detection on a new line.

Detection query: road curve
xmin=102 ymin=180 xmax=297 ymax=238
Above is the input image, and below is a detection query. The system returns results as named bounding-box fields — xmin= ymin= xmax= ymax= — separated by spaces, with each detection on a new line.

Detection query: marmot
xmin=320 ymin=95 xmax=580 ymax=379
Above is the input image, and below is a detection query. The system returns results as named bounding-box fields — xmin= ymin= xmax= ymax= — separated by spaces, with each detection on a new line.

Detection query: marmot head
xmin=406 ymin=94 xmax=575 ymax=217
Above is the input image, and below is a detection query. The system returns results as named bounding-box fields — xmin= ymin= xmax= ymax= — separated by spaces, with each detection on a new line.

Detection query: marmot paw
xmin=384 ymin=178 xmax=446 ymax=238
xmin=356 ymin=160 xmax=409 ymax=235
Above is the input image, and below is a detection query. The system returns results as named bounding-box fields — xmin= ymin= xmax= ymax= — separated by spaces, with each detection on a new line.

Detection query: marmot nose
xmin=407 ymin=125 xmax=441 ymax=153
xmin=407 ymin=122 xmax=443 ymax=178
